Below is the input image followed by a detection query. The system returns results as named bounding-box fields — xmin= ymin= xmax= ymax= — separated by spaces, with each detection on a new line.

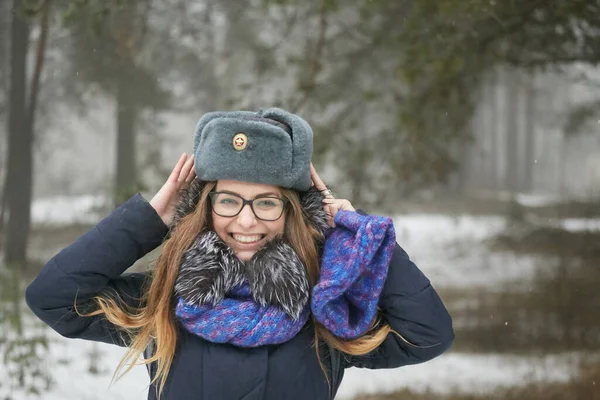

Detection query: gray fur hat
xmin=192 ymin=107 xmax=313 ymax=191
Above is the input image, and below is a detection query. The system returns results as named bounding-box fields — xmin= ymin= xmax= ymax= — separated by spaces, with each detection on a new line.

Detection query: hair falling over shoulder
xmin=77 ymin=181 xmax=217 ymax=397
xmin=79 ymin=182 xmax=392 ymax=399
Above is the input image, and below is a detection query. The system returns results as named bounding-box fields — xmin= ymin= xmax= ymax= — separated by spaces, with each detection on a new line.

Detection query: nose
xmin=236 ymin=204 xmax=258 ymax=228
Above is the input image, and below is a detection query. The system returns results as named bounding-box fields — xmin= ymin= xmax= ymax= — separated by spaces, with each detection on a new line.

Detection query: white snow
xmin=31 ymin=194 xmax=109 ymax=226
xmin=338 ymin=352 xmax=585 ymax=399
xmin=391 ymin=214 xmax=541 ymax=289
xmin=1 ymin=324 xmax=589 ymax=400
xmin=560 ymin=217 xmax=600 ymax=232
xmin=470 ymin=190 xmax=564 ymax=207
xmin=1 ymin=327 xmax=589 ymax=400
xmin=0 ymin=329 xmax=150 ymax=400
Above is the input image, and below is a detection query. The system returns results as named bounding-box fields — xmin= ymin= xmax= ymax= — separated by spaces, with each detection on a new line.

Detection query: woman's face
xmin=211 ymin=180 xmax=286 ymax=262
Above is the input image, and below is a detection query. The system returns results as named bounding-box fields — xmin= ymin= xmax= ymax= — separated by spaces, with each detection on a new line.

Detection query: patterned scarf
xmin=174 ymin=231 xmax=311 ymax=346
xmin=173 ymin=181 xmax=396 ymax=346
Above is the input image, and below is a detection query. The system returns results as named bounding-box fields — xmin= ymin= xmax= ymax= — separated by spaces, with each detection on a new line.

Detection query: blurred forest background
xmin=1 ymin=0 xmax=600 ymax=399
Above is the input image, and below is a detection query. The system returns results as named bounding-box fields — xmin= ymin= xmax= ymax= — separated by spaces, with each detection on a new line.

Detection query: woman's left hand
xmin=310 ymin=163 xmax=355 ymax=228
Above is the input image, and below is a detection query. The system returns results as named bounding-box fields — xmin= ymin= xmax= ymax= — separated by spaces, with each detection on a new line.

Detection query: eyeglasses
xmin=208 ymin=192 xmax=288 ymax=221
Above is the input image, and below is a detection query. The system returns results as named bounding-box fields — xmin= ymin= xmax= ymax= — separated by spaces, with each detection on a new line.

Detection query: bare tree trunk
xmin=491 ymin=67 xmax=501 ymax=191
xmin=4 ymin=1 xmax=50 ymax=268
xmin=114 ymin=81 xmax=138 ymax=206
xmin=479 ymin=70 xmax=493 ymax=190
xmin=111 ymin=3 xmax=149 ymax=207
xmin=458 ymin=78 xmax=487 ymax=193
xmin=0 ymin=0 xmax=8 ymax=107
xmin=522 ymin=72 xmax=536 ymax=192
xmin=505 ymin=68 xmax=520 ymax=194
xmin=0 ymin=1 xmax=12 ymax=236
xmin=27 ymin=0 xmax=50 ymax=132
xmin=4 ymin=1 xmax=30 ymax=268
xmin=0 ymin=1 xmax=11 ymax=236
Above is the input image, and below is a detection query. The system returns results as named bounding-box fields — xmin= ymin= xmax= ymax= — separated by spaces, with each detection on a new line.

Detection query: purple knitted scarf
xmin=172 ymin=181 xmax=396 ymax=347
xmin=312 ymin=210 xmax=396 ymax=339
xmin=176 ymin=282 xmax=311 ymax=346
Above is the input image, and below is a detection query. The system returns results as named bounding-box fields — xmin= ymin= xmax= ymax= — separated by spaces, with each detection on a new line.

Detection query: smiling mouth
xmin=229 ymin=233 xmax=267 ymax=245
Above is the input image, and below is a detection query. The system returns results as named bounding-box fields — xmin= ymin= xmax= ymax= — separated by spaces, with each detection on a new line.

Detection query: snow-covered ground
xmin=1 ymin=195 xmax=592 ymax=399
xmin=1 ymin=327 xmax=587 ymax=400
xmin=391 ymin=214 xmax=542 ymax=289
xmin=340 ymin=352 xmax=586 ymax=399
xmin=31 ymin=194 xmax=109 ymax=226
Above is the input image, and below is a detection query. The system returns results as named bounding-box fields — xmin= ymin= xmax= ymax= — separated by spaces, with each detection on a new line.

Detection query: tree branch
xmin=27 ymin=0 xmax=51 ymax=125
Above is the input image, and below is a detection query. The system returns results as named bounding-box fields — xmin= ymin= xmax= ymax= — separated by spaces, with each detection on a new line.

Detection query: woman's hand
xmin=150 ymin=153 xmax=196 ymax=226
xmin=310 ymin=163 xmax=355 ymax=228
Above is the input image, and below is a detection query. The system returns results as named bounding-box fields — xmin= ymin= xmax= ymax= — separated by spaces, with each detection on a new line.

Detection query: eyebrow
xmin=218 ymin=190 xmax=282 ymax=198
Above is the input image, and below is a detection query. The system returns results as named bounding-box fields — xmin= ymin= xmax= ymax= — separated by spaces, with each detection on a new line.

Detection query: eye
xmin=217 ymin=195 xmax=240 ymax=206
xmin=254 ymin=198 xmax=280 ymax=209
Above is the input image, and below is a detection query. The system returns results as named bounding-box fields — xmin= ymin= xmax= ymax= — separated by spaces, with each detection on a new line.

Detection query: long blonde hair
xmin=80 ymin=182 xmax=392 ymax=398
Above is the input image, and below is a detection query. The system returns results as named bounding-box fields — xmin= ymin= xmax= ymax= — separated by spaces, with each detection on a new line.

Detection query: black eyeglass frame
xmin=208 ymin=192 xmax=289 ymax=221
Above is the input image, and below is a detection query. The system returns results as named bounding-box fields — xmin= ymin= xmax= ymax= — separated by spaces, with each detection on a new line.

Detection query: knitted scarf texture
xmin=173 ymin=182 xmax=396 ymax=347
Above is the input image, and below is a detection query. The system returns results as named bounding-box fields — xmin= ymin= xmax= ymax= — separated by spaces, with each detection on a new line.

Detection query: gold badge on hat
xmin=233 ymin=133 xmax=248 ymax=151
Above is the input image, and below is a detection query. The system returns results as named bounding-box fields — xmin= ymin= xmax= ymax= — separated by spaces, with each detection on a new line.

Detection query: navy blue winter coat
xmin=26 ymin=194 xmax=454 ymax=400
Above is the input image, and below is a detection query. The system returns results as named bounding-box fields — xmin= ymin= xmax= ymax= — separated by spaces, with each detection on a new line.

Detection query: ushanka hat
xmin=192 ymin=107 xmax=313 ymax=191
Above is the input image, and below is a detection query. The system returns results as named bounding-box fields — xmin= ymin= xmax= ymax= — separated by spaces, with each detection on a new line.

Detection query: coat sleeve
xmin=344 ymin=241 xmax=454 ymax=369
xmin=25 ymin=194 xmax=169 ymax=347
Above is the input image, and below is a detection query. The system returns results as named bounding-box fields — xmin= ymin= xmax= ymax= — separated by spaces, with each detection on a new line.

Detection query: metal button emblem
xmin=232 ymin=133 xmax=248 ymax=151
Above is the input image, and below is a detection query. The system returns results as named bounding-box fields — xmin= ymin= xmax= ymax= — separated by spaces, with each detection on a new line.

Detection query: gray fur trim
xmin=174 ymin=231 xmax=309 ymax=320
xmin=174 ymin=231 xmax=246 ymax=306
xmin=299 ymin=187 xmax=330 ymax=235
xmin=171 ymin=178 xmax=208 ymax=230
xmin=246 ymin=236 xmax=309 ymax=320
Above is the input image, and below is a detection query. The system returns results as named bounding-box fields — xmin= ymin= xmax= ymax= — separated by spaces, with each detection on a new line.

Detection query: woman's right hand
xmin=149 ymin=153 xmax=196 ymax=226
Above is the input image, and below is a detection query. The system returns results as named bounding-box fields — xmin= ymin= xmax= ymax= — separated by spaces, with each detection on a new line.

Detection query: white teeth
xmin=232 ymin=234 xmax=263 ymax=244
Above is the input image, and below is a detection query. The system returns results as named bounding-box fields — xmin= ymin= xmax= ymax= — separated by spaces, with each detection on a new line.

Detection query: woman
xmin=26 ymin=108 xmax=454 ymax=400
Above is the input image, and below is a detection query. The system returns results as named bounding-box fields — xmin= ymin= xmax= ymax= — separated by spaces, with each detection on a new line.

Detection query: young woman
xmin=26 ymin=108 xmax=454 ymax=400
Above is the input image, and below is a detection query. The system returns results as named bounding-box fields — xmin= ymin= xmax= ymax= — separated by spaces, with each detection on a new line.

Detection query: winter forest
xmin=1 ymin=0 xmax=600 ymax=399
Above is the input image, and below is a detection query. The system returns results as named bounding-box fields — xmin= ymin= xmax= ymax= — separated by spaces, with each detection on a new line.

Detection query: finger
xmin=323 ymin=197 xmax=344 ymax=201
xmin=168 ymin=153 xmax=188 ymax=183
xmin=178 ymin=154 xmax=194 ymax=182
xmin=310 ymin=163 xmax=324 ymax=188
xmin=310 ymin=163 xmax=326 ymax=191
xmin=326 ymin=204 xmax=338 ymax=227
xmin=322 ymin=198 xmax=337 ymax=203
xmin=324 ymin=205 xmax=333 ymax=227
xmin=323 ymin=199 xmax=354 ymax=216
xmin=185 ymin=165 xmax=196 ymax=183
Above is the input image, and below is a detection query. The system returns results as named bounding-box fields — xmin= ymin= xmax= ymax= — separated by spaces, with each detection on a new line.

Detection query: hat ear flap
xmin=170 ymin=178 xmax=209 ymax=233
xmin=260 ymin=108 xmax=314 ymax=191
xmin=300 ymin=186 xmax=330 ymax=236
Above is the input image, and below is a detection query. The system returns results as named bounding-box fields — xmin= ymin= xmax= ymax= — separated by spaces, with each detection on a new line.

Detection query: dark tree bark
xmin=114 ymin=81 xmax=138 ymax=206
xmin=4 ymin=0 xmax=30 ymax=268
xmin=522 ymin=73 xmax=536 ymax=192
xmin=491 ymin=67 xmax=501 ymax=191
xmin=4 ymin=0 xmax=50 ymax=268
xmin=505 ymin=68 xmax=520 ymax=194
